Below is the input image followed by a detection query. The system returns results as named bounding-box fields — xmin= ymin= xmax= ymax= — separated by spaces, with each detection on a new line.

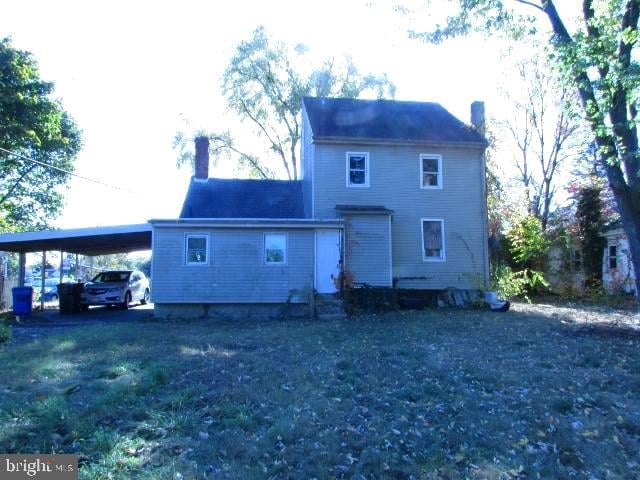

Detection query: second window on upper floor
xmin=346 ymin=152 xmax=369 ymax=187
xmin=420 ymin=154 xmax=443 ymax=189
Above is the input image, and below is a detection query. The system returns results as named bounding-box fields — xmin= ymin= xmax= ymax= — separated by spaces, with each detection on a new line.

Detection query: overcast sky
xmin=1 ymin=0 xmax=510 ymax=229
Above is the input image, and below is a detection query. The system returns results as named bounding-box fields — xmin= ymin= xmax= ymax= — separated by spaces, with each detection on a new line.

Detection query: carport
xmin=0 ymin=223 xmax=152 ymax=309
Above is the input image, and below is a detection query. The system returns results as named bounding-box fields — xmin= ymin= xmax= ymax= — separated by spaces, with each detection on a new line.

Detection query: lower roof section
xmin=150 ymin=218 xmax=344 ymax=229
xmin=335 ymin=204 xmax=393 ymax=215
xmin=0 ymin=224 xmax=152 ymax=255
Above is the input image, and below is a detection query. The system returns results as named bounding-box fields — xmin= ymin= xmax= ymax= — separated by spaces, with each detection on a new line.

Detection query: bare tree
xmin=499 ymin=56 xmax=582 ymax=231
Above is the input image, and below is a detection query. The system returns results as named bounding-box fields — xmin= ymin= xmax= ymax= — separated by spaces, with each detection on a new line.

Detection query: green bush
xmin=491 ymin=264 xmax=549 ymax=301
xmin=507 ymin=215 xmax=550 ymax=270
xmin=0 ymin=321 xmax=11 ymax=345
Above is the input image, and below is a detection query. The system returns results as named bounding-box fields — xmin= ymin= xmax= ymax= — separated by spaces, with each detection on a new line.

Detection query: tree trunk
xmin=613 ymin=186 xmax=640 ymax=311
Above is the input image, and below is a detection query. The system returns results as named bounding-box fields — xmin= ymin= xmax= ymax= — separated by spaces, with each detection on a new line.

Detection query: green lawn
xmin=0 ymin=306 xmax=639 ymax=479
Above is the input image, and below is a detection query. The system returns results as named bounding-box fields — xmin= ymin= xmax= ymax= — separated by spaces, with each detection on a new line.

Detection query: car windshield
xmin=92 ymin=272 xmax=131 ymax=283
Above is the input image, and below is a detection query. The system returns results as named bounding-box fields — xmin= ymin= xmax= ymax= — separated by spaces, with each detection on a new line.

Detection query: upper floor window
xmin=422 ymin=219 xmax=445 ymax=261
xmin=420 ymin=154 xmax=442 ymax=189
xmin=608 ymin=245 xmax=618 ymax=270
xmin=264 ymin=233 xmax=287 ymax=265
xmin=346 ymin=152 xmax=369 ymax=187
xmin=185 ymin=234 xmax=209 ymax=265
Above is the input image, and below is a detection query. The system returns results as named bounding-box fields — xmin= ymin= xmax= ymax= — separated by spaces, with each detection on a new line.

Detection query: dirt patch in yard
xmin=0 ymin=302 xmax=638 ymax=479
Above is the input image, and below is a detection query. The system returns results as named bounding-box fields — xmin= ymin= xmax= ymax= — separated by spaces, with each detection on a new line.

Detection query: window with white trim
xmin=185 ymin=234 xmax=209 ymax=265
xmin=346 ymin=152 xmax=369 ymax=187
xmin=264 ymin=233 xmax=287 ymax=265
xmin=420 ymin=154 xmax=442 ymax=188
xmin=421 ymin=219 xmax=445 ymax=261
xmin=608 ymin=245 xmax=618 ymax=270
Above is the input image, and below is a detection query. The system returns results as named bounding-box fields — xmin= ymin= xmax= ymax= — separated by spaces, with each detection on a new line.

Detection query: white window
xmin=264 ymin=233 xmax=287 ymax=265
xmin=421 ymin=219 xmax=445 ymax=261
xmin=420 ymin=154 xmax=443 ymax=189
xmin=608 ymin=245 xmax=618 ymax=270
xmin=185 ymin=234 xmax=209 ymax=265
xmin=346 ymin=152 xmax=369 ymax=187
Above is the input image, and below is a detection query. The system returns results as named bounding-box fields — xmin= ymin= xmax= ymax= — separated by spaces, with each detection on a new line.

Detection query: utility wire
xmin=0 ymin=146 xmax=137 ymax=194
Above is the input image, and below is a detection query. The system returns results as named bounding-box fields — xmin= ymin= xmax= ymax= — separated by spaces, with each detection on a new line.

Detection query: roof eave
xmin=311 ymin=135 xmax=487 ymax=149
xmin=150 ymin=218 xmax=344 ymax=228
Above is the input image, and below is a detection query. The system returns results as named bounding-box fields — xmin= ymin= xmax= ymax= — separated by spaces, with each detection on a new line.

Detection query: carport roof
xmin=0 ymin=224 xmax=152 ymax=255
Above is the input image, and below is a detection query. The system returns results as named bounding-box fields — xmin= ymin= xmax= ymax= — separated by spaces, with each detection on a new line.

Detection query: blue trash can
xmin=12 ymin=286 xmax=34 ymax=316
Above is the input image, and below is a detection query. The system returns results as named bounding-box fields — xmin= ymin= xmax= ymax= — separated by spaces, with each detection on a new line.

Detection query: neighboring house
xmin=547 ymin=242 xmax=585 ymax=295
xmin=603 ymin=226 xmax=636 ymax=295
xmin=151 ymin=97 xmax=489 ymax=318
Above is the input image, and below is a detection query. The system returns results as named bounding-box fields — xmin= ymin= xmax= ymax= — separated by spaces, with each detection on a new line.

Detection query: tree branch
xmin=0 ymin=164 xmax=37 ymax=206
xmin=514 ymin=0 xmax=544 ymax=13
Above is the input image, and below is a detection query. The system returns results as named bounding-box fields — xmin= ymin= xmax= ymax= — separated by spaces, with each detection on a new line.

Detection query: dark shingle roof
xmin=303 ymin=97 xmax=485 ymax=144
xmin=180 ymin=178 xmax=305 ymax=219
xmin=335 ymin=205 xmax=393 ymax=214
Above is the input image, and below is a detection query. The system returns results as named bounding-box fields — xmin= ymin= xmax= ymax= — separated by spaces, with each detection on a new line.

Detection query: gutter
xmin=311 ymin=135 xmax=488 ymax=149
xmin=150 ymin=218 xmax=344 ymax=229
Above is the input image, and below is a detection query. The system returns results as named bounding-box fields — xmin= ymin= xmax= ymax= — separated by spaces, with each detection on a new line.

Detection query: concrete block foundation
xmin=154 ymin=303 xmax=309 ymax=320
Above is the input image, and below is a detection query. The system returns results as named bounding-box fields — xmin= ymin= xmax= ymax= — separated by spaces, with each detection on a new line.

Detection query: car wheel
xmin=141 ymin=288 xmax=150 ymax=305
xmin=122 ymin=291 xmax=131 ymax=310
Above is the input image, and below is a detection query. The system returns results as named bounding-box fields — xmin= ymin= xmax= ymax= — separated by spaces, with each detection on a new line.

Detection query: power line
xmin=0 ymin=146 xmax=137 ymax=194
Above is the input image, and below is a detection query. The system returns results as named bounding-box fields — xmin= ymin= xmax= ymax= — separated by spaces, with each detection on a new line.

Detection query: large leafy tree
xmin=0 ymin=37 xmax=81 ymax=232
xmin=408 ymin=1 xmax=640 ymax=307
xmin=175 ymin=26 xmax=395 ymax=179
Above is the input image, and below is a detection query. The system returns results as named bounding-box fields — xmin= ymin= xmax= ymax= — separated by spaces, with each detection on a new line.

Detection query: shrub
xmin=507 ymin=215 xmax=550 ymax=270
xmin=491 ymin=264 xmax=548 ymax=301
xmin=0 ymin=321 xmax=11 ymax=345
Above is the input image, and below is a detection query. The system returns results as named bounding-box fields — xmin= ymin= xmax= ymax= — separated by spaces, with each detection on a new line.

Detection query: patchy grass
xmin=0 ymin=305 xmax=639 ymax=479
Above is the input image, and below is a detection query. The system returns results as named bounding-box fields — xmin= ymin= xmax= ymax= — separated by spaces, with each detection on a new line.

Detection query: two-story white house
xmin=150 ymin=97 xmax=489 ymax=318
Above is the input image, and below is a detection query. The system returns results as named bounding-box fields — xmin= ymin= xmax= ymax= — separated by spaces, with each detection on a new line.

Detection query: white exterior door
xmin=315 ymin=229 xmax=341 ymax=293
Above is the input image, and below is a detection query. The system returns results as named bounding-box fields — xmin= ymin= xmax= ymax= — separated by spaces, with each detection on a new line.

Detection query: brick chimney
xmin=470 ymin=101 xmax=486 ymax=136
xmin=194 ymin=136 xmax=210 ymax=180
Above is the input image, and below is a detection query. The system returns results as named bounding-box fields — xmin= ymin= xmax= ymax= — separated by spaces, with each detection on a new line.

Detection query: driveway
xmin=10 ymin=303 xmax=155 ymax=343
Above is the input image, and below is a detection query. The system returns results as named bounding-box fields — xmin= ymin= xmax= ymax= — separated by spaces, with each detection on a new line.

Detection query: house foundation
xmin=153 ymin=302 xmax=309 ymax=320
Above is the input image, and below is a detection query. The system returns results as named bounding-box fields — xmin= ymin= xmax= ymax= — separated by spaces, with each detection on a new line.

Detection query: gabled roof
xmin=179 ymin=178 xmax=306 ymax=219
xmin=302 ymin=96 xmax=485 ymax=145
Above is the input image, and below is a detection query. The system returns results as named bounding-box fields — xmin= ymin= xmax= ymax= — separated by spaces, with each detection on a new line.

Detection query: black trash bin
xmin=58 ymin=283 xmax=84 ymax=314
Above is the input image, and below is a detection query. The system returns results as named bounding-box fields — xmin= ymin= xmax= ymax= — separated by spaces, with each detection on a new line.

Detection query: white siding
xmin=152 ymin=227 xmax=314 ymax=303
xmin=603 ymin=229 xmax=637 ymax=295
xmin=313 ymin=142 xmax=487 ymax=289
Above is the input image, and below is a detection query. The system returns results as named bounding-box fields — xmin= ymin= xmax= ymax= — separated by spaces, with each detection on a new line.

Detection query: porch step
xmin=315 ymin=293 xmax=346 ymax=320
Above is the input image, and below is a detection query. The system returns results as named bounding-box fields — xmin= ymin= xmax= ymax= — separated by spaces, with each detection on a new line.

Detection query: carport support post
xmin=41 ymin=250 xmax=46 ymax=311
xmin=59 ymin=251 xmax=64 ymax=284
xmin=18 ymin=252 xmax=26 ymax=286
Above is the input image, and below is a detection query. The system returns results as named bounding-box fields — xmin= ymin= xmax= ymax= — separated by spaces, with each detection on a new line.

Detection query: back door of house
xmin=315 ymin=229 xmax=341 ymax=293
